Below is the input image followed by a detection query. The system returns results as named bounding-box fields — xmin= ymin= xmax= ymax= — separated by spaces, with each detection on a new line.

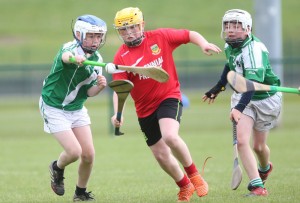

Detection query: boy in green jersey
xmin=202 ymin=9 xmax=282 ymax=196
xmin=39 ymin=15 xmax=108 ymax=201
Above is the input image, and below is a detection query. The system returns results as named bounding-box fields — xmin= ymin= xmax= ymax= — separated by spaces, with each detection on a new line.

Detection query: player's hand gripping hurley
xmin=108 ymin=80 xmax=134 ymax=136
xmin=227 ymin=71 xmax=300 ymax=94
xmin=231 ymin=121 xmax=242 ymax=190
xmin=69 ymin=57 xmax=169 ymax=83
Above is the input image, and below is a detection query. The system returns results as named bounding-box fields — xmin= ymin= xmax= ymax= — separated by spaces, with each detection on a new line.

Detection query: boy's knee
xmin=81 ymin=150 xmax=95 ymax=164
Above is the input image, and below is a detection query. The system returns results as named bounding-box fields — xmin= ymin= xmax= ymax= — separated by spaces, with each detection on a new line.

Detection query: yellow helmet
xmin=114 ymin=7 xmax=144 ymax=28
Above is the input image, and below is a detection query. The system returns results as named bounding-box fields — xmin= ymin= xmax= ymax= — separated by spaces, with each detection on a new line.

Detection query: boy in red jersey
xmin=109 ymin=7 xmax=221 ymax=202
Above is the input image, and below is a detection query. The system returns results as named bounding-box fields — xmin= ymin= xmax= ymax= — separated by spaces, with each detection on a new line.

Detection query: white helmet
xmin=73 ymin=15 xmax=107 ymax=53
xmin=222 ymin=9 xmax=252 ymax=31
xmin=221 ymin=9 xmax=252 ymax=47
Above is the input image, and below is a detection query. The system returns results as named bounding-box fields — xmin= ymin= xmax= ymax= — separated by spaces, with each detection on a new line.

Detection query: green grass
xmin=1 ymin=1 xmax=299 ymax=202
xmin=0 ymin=0 xmax=299 ymax=64
xmin=0 ymin=92 xmax=300 ymax=202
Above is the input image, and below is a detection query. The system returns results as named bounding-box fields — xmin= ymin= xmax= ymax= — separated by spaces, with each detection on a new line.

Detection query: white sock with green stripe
xmin=258 ymin=163 xmax=270 ymax=173
xmin=250 ymin=178 xmax=264 ymax=188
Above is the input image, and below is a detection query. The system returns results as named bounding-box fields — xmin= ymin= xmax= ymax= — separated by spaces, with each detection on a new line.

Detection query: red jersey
xmin=113 ymin=28 xmax=190 ymax=118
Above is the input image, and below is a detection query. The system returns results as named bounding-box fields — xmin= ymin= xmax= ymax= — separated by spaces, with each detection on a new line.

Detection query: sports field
xmin=0 ymin=92 xmax=299 ymax=203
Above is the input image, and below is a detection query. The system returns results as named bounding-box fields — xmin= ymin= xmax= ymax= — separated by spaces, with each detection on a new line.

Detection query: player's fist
xmin=97 ymin=75 xmax=107 ymax=88
xmin=105 ymin=63 xmax=117 ymax=74
xmin=111 ymin=114 xmax=123 ymax=127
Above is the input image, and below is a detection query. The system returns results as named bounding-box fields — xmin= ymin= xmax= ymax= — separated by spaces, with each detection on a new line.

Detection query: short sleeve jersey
xmin=224 ymin=34 xmax=280 ymax=100
xmin=112 ymin=28 xmax=190 ymax=118
xmin=41 ymin=40 xmax=103 ymax=111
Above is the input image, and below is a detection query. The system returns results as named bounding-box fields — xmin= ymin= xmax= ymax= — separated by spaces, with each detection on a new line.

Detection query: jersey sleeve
xmin=157 ymin=28 xmax=190 ymax=49
xmin=243 ymin=42 xmax=269 ymax=83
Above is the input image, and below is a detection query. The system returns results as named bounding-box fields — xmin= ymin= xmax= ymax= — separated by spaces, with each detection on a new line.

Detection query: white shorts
xmin=39 ymin=97 xmax=91 ymax=134
xmin=231 ymin=92 xmax=282 ymax=131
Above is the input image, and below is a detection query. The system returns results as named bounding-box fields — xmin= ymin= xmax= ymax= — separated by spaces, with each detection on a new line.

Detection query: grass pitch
xmin=0 ymin=92 xmax=300 ymax=202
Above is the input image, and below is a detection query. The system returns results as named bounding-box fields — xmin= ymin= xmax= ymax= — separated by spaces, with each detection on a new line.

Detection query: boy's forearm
xmin=189 ymin=31 xmax=208 ymax=47
xmin=87 ymin=85 xmax=105 ymax=97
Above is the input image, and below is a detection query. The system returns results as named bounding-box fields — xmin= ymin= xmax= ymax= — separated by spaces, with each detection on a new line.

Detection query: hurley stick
xmin=231 ymin=121 xmax=243 ymax=190
xmin=227 ymin=71 xmax=300 ymax=94
xmin=108 ymin=80 xmax=134 ymax=136
xmin=69 ymin=57 xmax=169 ymax=83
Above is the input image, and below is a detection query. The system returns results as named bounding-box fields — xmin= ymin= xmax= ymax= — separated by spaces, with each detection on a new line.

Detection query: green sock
xmin=259 ymin=163 xmax=270 ymax=173
xmin=250 ymin=178 xmax=264 ymax=188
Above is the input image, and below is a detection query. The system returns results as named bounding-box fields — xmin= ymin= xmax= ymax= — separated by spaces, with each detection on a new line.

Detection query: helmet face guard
xmin=73 ymin=15 xmax=107 ymax=53
xmin=114 ymin=7 xmax=144 ymax=47
xmin=221 ymin=9 xmax=252 ymax=48
xmin=115 ymin=24 xmax=144 ymax=47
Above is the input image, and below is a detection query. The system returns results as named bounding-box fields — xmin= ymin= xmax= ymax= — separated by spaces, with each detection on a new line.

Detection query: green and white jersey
xmin=224 ymin=34 xmax=280 ymax=100
xmin=41 ymin=40 xmax=103 ymax=111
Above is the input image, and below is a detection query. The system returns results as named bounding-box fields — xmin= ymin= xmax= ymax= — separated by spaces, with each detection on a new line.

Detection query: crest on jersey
xmin=150 ymin=44 xmax=161 ymax=55
xmin=85 ymin=65 xmax=93 ymax=75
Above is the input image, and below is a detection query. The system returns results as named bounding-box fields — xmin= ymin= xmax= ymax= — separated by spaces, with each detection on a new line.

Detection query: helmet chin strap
xmin=225 ymin=37 xmax=248 ymax=48
xmin=125 ymin=34 xmax=144 ymax=47
xmin=83 ymin=47 xmax=96 ymax=54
